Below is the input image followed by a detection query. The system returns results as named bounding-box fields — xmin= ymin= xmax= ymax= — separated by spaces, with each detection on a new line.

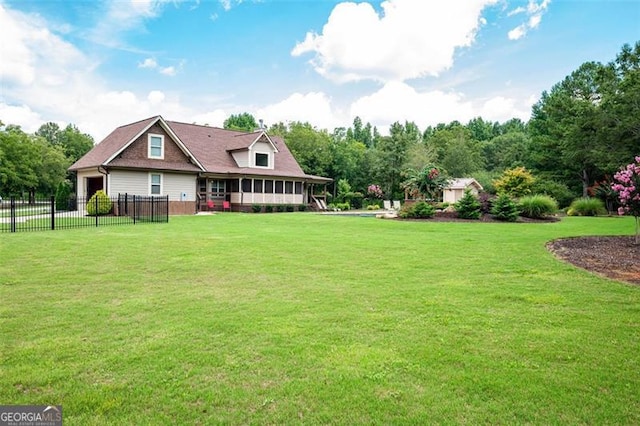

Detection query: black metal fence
xmin=0 ymin=194 xmax=168 ymax=233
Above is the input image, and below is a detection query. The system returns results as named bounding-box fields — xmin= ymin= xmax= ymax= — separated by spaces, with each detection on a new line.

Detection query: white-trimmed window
xmin=148 ymin=134 xmax=164 ymax=159
xmin=149 ymin=173 xmax=162 ymax=195
xmin=255 ymin=152 xmax=269 ymax=167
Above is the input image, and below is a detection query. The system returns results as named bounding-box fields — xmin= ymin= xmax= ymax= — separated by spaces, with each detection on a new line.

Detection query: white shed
xmin=443 ymin=178 xmax=483 ymax=203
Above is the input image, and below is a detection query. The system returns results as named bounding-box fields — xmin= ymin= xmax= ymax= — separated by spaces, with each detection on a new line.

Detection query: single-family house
xmin=443 ymin=178 xmax=483 ymax=203
xmin=69 ymin=116 xmax=332 ymax=214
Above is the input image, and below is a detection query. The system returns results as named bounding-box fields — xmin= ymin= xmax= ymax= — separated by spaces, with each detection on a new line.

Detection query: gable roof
xmin=446 ymin=178 xmax=483 ymax=190
xmin=69 ymin=116 xmax=329 ymax=182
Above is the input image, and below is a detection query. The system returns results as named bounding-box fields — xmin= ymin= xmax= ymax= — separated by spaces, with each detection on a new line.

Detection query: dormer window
xmin=255 ymin=152 xmax=269 ymax=167
xmin=148 ymin=134 xmax=164 ymax=159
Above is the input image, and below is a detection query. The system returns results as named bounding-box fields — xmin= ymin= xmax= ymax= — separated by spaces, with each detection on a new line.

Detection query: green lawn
xmin=1 ymin=214 xmax=638 ymax=424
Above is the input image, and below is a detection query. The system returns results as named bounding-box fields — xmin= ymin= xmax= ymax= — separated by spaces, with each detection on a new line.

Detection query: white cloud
xmin=507 ymin=6 xmax=526 ymax=16
xmin=292 ymin=0 xmax=498 ymax=83
xmin=190 ymin=110 xmax=228 ymax=127
xmin=0 ymin=103 xmax=45 ymax=133
xmin=350 ymin=81 xmax=533 ymax=131
xmin=508 ymin=24 xmax=527 ymax=40
xmin=350 ymin=81 xmax=475 ymax=129
xmin=139 ymin=58 xmax=158 ymax=69
xmin=147 ymin=91 xmax=166 ymax=105
xmin=159 ymin=66 xmax=176 ymax=76
xmin=507 ymin=0 xmax=551 ymax=40
xmin=528 ymin=14 xmax=542 ymax=28
xmin=257 ymin=92 xmax=341 ymax=131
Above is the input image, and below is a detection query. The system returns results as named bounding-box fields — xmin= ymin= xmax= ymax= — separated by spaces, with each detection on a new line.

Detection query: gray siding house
xmin=69 ymin=116 xmax=331 ymax=214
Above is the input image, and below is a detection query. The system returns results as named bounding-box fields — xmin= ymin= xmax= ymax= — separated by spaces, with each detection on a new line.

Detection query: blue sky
xmin=1 ymin=0 xmax=638 ymax=141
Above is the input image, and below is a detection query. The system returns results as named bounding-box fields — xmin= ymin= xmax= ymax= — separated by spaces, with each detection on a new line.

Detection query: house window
xmin=230 ymin=179 xmax=239 ymax=192
xmin=264 ymin=180 xmax=274 ymax=193
xmin=255 ymin=153 xmax=269 ymax=167
xmin=242 ymin=179 xmax=252 ymax=193
xmin=148 ymin=134 xmax=164 ymax=159
xmin=150 ymin=173 xmax=162 ymax=195
xmin=285 ymin=181 xmax=293 ymax=194
xmin=275 ymin=180 xmax=283 ymax=194
xmin=210 ymin=180 xmax=226 ymax=197
xmin=295 ymin=182 xmax=303 ymax=194
xmin=253 ymin=179 xmax=263 ymax=193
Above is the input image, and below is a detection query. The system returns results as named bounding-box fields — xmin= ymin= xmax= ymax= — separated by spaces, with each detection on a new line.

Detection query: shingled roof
xmin=69 ymin=116 xmax=330 ymax=182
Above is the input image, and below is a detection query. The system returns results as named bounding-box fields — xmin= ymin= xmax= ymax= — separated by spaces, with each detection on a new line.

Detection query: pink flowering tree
xmin=611 ymin=156 xmax=640 ymax=244
xmin=367 ymin=184 xmax=383 ymax=199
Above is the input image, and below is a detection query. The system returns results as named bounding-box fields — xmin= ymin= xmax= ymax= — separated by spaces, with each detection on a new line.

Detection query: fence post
xmin=95 ymin=195 xmax=99 ymax=227
xmin=10 ymin=197 xmax=16 ymax=233
xmin=133 ymin=195 xmax=136 ymax=225
xmin=50 ymin=195 xmax=55 ymax=230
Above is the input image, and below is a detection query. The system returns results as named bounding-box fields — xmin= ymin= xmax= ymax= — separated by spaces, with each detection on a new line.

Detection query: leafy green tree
xmin=58 ymin=124 xmax=94 ymax=163
xmin=482 ymin=132 xmax=530 ymax=172
xmin=529 ymin=61 xmax=608 ymax=196
xmin=494 ymin=167 xmax=535 ymax=197
xmin=224 ymin=112 xmax=258 ymax=132
xmin=281 ymin=122 xmax=332 ymax=177
xmin=372 ymin=121 xmax=417 ymax=197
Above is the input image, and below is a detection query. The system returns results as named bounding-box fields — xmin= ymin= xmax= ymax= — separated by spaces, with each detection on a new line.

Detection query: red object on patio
xmin=207 ymin=200 xmax=214 ymax=211
xmin=222 ymin=201 xmax=231 ymax=212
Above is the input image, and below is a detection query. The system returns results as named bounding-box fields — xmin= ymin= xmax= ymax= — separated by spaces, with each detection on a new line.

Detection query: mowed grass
xmin=1 ymin=214 xmax=639 ymax=424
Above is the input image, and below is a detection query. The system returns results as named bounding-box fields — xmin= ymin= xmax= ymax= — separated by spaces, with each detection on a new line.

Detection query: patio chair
xmin=383 ymin=200 xmax=392 ymax=210
xmin=392 ymin=200 xmax=401 ymax=211
xmin=222 ymin=201 xmax=231 ymax=212
xmin=207 ymin=200 xmax=214 ymax=211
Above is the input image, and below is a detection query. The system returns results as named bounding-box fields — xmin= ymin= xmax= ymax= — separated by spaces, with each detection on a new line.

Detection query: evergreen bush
xmin=491 ymin=193 xmax=519 ymax=222
xmin=87 ymin=190 xmax=112 ymax=216
xmin=298 ymin=204 xmax=307 ymax=212
xmin=455 ymin=189 xmax=481 ymax=219
xmin=251 ymin=204 xmax=262 ymax=213
xmin=55 ymin=181 xmax=72 ymax=211
xmin=398 ymin=201 xmax=434 ymax=219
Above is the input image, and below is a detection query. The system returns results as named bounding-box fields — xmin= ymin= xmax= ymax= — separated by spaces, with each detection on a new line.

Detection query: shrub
xmin=55 ymin=181 xmax=72 ymax=211
xmin=336 ymin=202 xmax=350 ymax=211
xmin=366 ymin=204 xmax=380 ymax=210
xmin=455 ymin=189 xmax=481 ymax=219
xmin=518 ymin=194 xmax=558 ymax=219
xmin=399 ymin=201 xmax=434 ymax=219
xmin=532 ymin=178 xmax=575 ymax=208
xmin=494 ymin=167 xmax=535 ymax=197
xmin=491 ymin=193 xmax=519 ymax=222
xmin=568 ymin=197 xmax=606 ymax=216
xmin=478 ymin=192 xmax=494 ymax=214
xmin=285 ymin=204 xmax=295 ymax=212
xmin=265 ymin=205 xmax=274 ymax=213
xmin=251 ymin=204 xmax=262 ymax=213
xmin=276 ymin=205 xmax=286 ymax=212
xmin=87 ymin=190 xmax=112 ymax=216
xmin=343 ymin=192 xmax=364 ymax=209
xmin=298 ymin=204 xmax=307 ymax=212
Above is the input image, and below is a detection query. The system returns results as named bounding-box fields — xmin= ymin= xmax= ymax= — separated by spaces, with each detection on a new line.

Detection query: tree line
xmin=0 ymin=122 xmax=94 ymax=199
xmin=227 ymin=42 xmax=638 ymax=207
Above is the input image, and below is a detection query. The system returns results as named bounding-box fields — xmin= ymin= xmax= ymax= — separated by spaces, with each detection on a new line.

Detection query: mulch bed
xmin=547 ymin=236 xmax=640 ymax=285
